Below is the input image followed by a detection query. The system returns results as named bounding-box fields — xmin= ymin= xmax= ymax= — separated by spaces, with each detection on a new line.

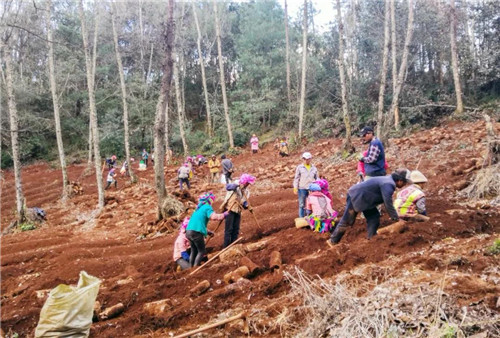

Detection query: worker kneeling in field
xmin=305 ymin=183 xmax=338 ymax=233
xmin=186 ymin=193 xmax=228 ymax=267
xmin=220 ymin=174 xmax=256 ymax=248
xmin=394 ymin=170 xmax=428 ymax=220
xmin=173 ymin=217 xmax=191 ymax=271
xmin=327 ymin=168 xmax=411 ymax=246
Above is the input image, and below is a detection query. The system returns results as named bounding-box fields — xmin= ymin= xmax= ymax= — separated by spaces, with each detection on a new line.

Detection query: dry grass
xmin=461 ymin=163 xmax=500 ymax=200
xmin=281 ymin=266 xmax=500 ymax=337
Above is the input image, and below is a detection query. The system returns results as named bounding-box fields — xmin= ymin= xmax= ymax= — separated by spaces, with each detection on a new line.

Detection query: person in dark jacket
xmin=357 ymin=126 xmax=386 ymax=179
xmin=327 ymin=169 xmax=411 ymax=246
xmin=221 ymin=154 xmax=234 ymax=183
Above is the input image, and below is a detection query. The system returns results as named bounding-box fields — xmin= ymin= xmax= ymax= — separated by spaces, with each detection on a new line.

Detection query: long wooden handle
xmin=173 ymin=312 xmax=247 ymax=338
xmin=189 ymin=237 xmax=244 ymax=276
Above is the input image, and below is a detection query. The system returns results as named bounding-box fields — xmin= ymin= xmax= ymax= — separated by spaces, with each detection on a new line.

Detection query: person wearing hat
xmin=293 ymin=152 xmax=319 ymax=217
xmin=250 ymin=134 xmax=259 ymax=154
xmin=305 ymin=183 xmax=338 ymax=233
xmin=220 ymin=173 xmax=256 ymax=248
xmin=106 ymin=155 xmax=117 ymax=170
xmin=327 ymin=168 xmax=411 ymax=245
xmin=394 ymin=170 xmax=428 ymax=220
xmin=357 ymin=126 xmax=386 ymax=180
xmin=208 ymin=155 xmax=221 ymax=184
xmin=186 ymin=192 xmax=229 ymax=267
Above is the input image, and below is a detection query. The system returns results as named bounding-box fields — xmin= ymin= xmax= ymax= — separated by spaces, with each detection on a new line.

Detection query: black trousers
xmin=186 ymin=230 xmax=206 ymax=267
xmin=223 ymin=211 xmax=241 ymax=248
xmin=330 ymin=195 xmax=380 ymax=243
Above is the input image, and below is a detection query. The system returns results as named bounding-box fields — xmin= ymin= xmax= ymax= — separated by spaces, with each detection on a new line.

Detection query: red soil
xmin=1 ymin=120 xmax=499 ymax=337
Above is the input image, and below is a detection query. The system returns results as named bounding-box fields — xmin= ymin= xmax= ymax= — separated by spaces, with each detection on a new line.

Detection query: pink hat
xmin=239 ymin=173 xmax=256 ymax=185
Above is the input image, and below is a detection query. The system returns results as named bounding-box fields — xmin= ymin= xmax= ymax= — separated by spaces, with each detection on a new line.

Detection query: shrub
xmin=19 ymin=222 xmax=36 ymax=232
xmin=487 ymin=238 xmax=500 ymax=255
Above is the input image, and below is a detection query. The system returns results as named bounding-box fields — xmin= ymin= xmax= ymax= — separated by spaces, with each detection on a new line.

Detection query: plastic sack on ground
xmin=220 ymin=174 xmax=227 ymax=185
xmin=35 ymin=271 xmax=101 ymax=338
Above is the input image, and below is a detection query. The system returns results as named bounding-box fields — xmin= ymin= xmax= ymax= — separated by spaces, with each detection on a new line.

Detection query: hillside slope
xmin=1 ymin=120 xmax=499 ymax=337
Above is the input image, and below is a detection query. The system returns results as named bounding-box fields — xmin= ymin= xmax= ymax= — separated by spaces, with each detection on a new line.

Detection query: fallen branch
xmin=189 ymin=237 xmax=244 ymax=276
xmin=172 ymin=311 xmax=247 ymax=338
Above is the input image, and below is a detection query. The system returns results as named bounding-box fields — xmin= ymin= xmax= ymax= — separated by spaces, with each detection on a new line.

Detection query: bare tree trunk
xmin=47 ymin=0 xmax=69 ymax=200
xmin=390 ymin=0 xmax=399 ymax=127
xmin=111 ymin=4 xmax=136 ymax=183
xmin=376 ymin=0 xmax=390 ymax=137
xmin=154 ymin=0 xmax=175 ymax=220
xmin=2 ymin=47 xmax=25 ymax=222
xmin=174 ymin=58 xmax=188 ymax=156
xmin=79 ymin=0 xmax=104 ymax=209
xmin=87 ymin=5 xmax=99 ymax=169
xmin=284 ymin=0 xmax=292 ymax=108
xmin=387 ymin=0 xmax=414 ymax=132
xmin=450 ymin=0 xmax=464 ymax=116
xmin=298 ymin=0 xmax=308 ymax=139
xmin=336 ymin=0 xmax=352 ymax=151
xmin=213 ymin=0 xmax=234 ymax=148
xmin=192 ymin=3 xmax=213 ymax=137
xmin=138 ymin=0 xmax=146 ymax=80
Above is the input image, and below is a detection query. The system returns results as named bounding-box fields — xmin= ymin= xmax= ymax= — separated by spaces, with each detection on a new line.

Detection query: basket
xmin=295 ymin=217 xmax=309 ymax=228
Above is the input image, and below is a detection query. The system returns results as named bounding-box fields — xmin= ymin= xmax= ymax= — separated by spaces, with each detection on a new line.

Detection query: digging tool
xmin=240 ymin=199 xmax=262 ymax=231
xmin=189 ymin=237 xmax=244 ymax=276
xmin=172 ymin=311 xmax=247 ymax=338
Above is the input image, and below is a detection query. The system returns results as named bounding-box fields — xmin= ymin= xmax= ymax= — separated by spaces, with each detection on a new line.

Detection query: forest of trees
xmin=1 ymin=0 xmax=498 ymax=167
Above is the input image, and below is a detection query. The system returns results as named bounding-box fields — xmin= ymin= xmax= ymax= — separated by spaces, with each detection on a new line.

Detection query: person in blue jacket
xmin=327 ymin=169 xmax=411 ymax=246
xmin=357 ymin=126 xmax=386 ymax=179
xmin=186 ymin=192 xmax=228 ymax=267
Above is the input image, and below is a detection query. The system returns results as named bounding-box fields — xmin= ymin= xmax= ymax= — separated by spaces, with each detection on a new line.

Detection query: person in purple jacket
xmin=327 ymin=169 xmax=411 ymax=246
xmin=357 ymin=126 xmax=387 ymax=179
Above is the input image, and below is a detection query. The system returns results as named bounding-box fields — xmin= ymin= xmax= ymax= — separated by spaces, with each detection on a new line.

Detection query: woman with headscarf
xmin=305 ymin=183 xmax=338 ymax=233
xmin=220 ymin=174 xmax=256 ymax=247
xmin=173 ymin=217 xmax=191 ymax=271
xmin=186 ymin=192 xmax=228 ymax=267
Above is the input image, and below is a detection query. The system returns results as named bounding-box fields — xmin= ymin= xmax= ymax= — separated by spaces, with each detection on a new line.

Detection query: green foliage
xmin=19 ymin=222 xmax=36 ymax=232
xmin=1 ymin=152 xmax=13 ymax=169
xmin=487 ymin=238 xmax=500 ymax=255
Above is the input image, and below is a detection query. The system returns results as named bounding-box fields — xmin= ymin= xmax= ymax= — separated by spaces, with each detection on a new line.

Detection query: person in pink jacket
xmin=173 ymin=217 xmax=191 ymax=271
xmin=250 ymin=134 xmax=259 ymax=154
xmin=357 ymin=150 xmax=389 ymax=182
xmin=305 ymin=183 xmax=338 ymax=233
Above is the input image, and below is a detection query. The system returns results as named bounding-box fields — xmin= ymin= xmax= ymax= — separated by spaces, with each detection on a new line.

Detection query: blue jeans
xmin=298 ymin=189 xmax=309 ymax=217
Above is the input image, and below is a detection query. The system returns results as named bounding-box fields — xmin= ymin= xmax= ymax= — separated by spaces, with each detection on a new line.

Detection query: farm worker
xmin=178 ymin=163 xmax=191 ymax=190
xmin=394 ymin=170 xmax=428 ymax=219
xmin=173 ymin=217 xmax=191 ymax=271
xmin=293 ymin=152 xmax=319 ymax=217
xmin=106 ymin=155 xmax=117 ymax=169
xmin=186 ymin=192 xmax=228 ymax=267
xmin=305 ymin=183 xmax=338 ymax=233
xmin=250 ymin=134 xmax=259 ymax=154
xmin=221 ymin=154 xmax=234 ymax=184
xmin=357 ymin=149 xmax=389 ymax=182
xmin=279 ymin=139 xmax=289 ymax=157
xmin=141 ymin=149 xmax=149 ymax=167
xmin=314 ymin=178 xmax=333 ymax=206
xmin=208 ymin=155 xmax=221 ymax=184
xmin=327 ymin=169 xmax=411 ymax=246
xmin=120 ymin=161 xmax=128 ymax=176
xmin=105 ymin=168 xmax=118 ymax=190
xmin=220 ymin=174 xmax=256 ymax=248
xmin=357 ymin=126 xmax=387 ymax=179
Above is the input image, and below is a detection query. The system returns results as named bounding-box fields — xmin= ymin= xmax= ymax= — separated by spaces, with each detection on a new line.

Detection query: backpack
xmin=316 ymin=196 xmax=332 ymax=219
